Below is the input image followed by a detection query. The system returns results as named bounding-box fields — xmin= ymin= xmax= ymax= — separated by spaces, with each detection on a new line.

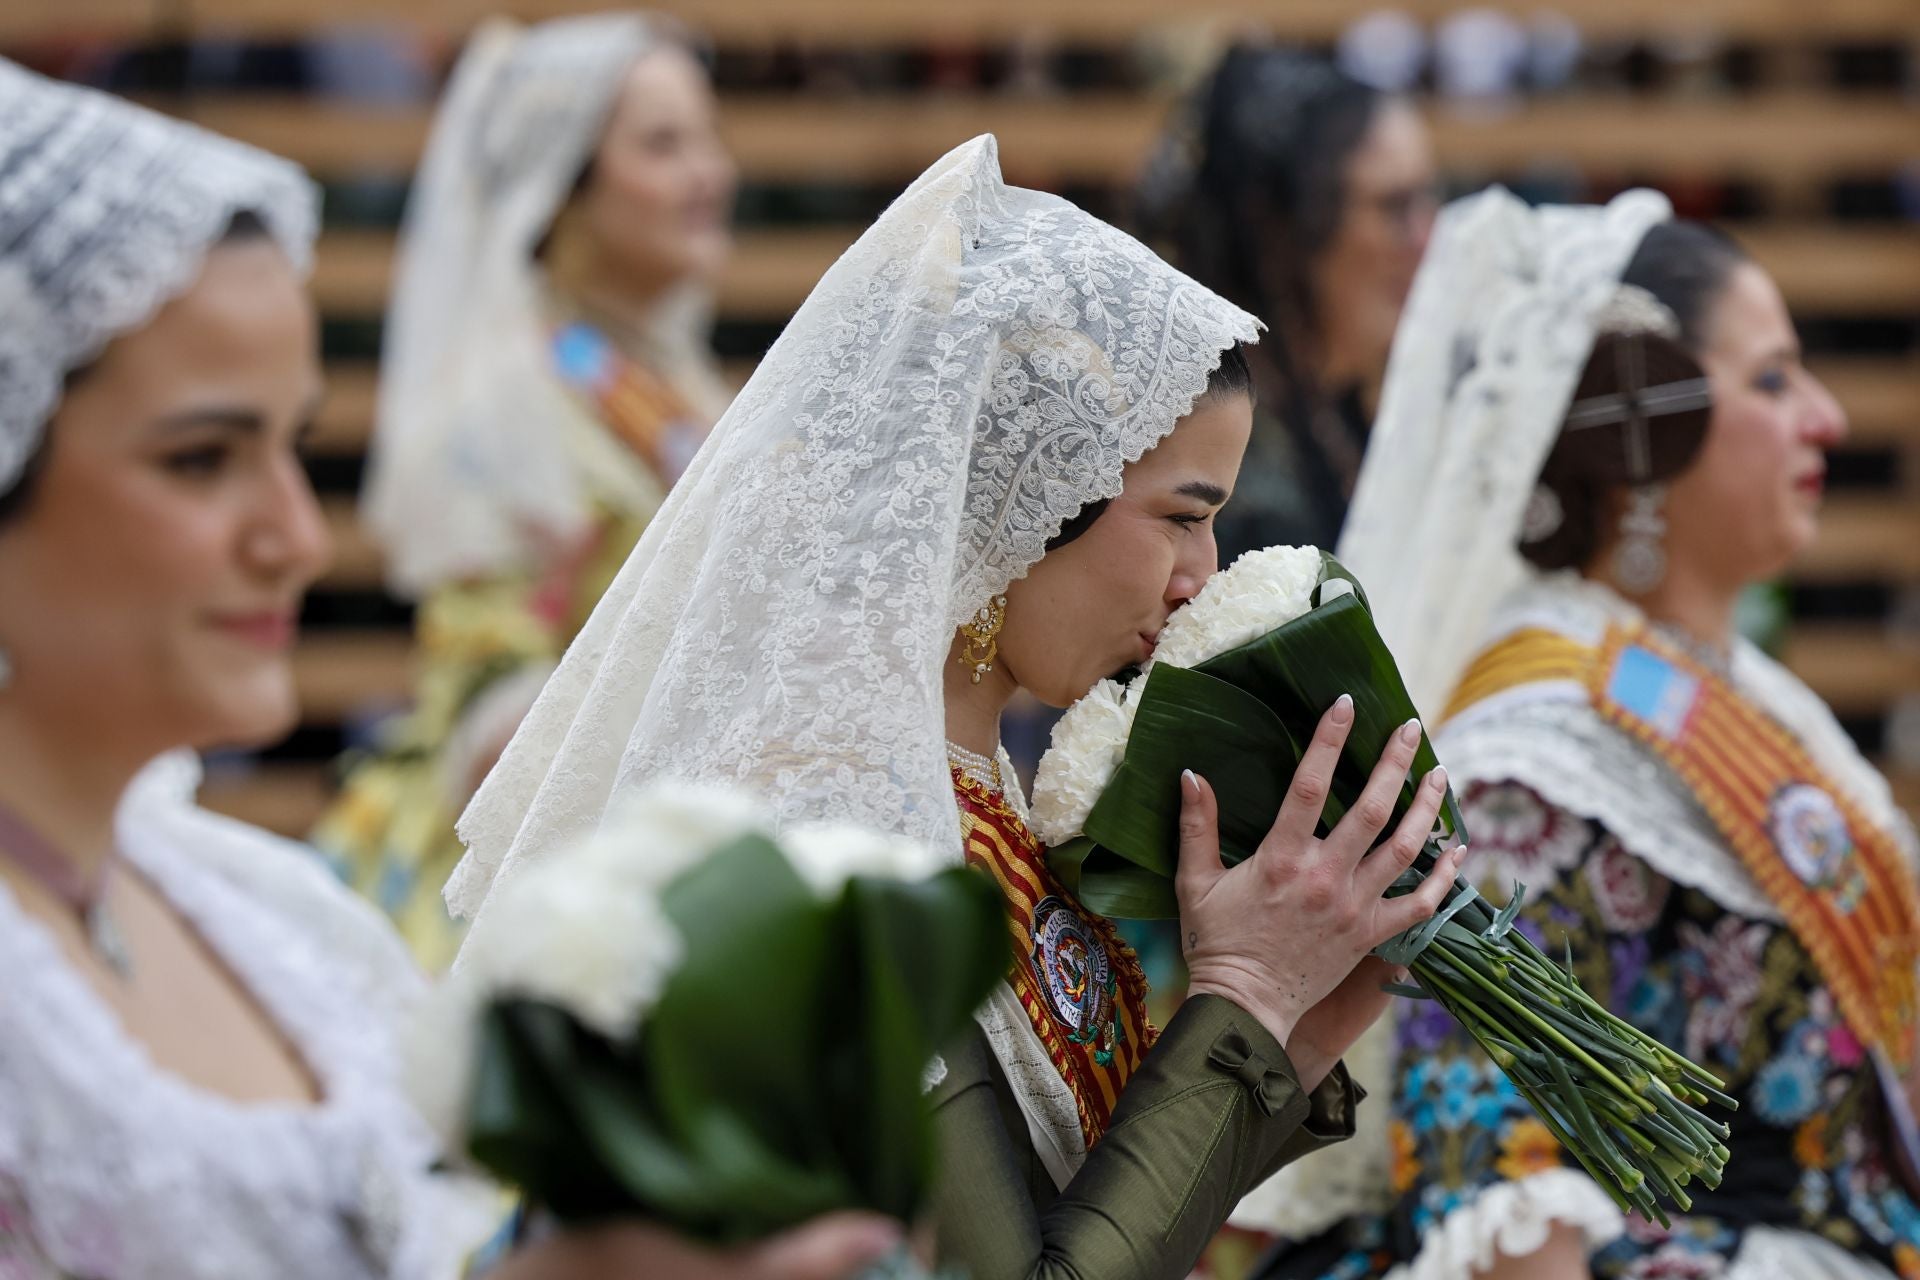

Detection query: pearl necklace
xmin=945 ymin=740 xmax=1004 ymax=793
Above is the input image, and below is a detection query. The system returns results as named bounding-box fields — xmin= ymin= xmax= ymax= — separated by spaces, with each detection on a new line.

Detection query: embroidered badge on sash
xmin=1769 ymin=783 xmax=1867 ymax=907
xmin=950 ymin=767 xmax=1155 ymax=1144
xmin=1030 ymin=895 xmax=1121 ymax=1062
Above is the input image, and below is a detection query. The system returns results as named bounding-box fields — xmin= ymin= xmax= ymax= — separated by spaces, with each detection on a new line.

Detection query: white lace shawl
xmin=0 ymin=755 xmax=496 ymax=1279
xmin=359 ymin=15 xmax=730 ymax=598
xmin=0 ymin=59 xmax=317 ymax=497
xmin=447 ymin=135 xmax=1260 ymax=1188
xmin=1449 ymin=573 xmax=1920 ymax=895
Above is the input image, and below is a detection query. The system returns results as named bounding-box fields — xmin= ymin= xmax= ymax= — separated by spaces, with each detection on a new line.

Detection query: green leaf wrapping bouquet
xmin=412 ymin=781 xmax=1004 ymax=1266
xmin=1030 ymin=547 xmax=1735 ymax=1225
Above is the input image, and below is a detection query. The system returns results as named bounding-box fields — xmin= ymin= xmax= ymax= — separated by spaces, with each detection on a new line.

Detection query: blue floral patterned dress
xmin=1255 ymin=576 xmax=1920 ymax=1280
xmin=1263 ymin=778 xmax=1920 ymax=1280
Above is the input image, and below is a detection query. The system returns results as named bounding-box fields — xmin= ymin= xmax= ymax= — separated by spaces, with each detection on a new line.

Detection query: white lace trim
xmin=0 ymin=62 xmax=317 ymax=496
xmin=978 ymin=758 xmax=1089 ymax=1189
xmin=979 ymin=983 xmax=1087 ymax=1189
xmin=1444 ymin=698 xmax=1784 ymax=922
xmin=1728 ymin=1226 xmax=1897 ymax=1280
xmin=1382 ymin=1168 xmax=1626 ymax=1280
xmin=0 ymin=754 xmax=494 ymax=1279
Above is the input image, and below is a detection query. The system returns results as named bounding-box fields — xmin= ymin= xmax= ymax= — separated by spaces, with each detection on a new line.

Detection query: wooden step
xmin=1740 ymin=227 xmax=1920 ymax=317
xmin=293 ymin=630 xmax=414 ymax=720
xmin=1792 ymin=496 xmax=1920 ymax=582
xmin=1808 ymin=359 xmax=1920 ymax=450
xmin=18 ymin=0 xmax=1918 ymax=44
xmin=176 ymin=91 xmax=1920 ymax=187
xmin=1780 ymin=624 xmax=1920 ymax=716
xmin=198 ymin=762 xmax=335 ymax=838
xmin=311 ymin=362 xmax=379 ymax=456
xmin=307 ymin=357 xmax=1914 ymax=459
xmin=312 ymin=221 xmax=1920 ymax=321
xmin=1893 ymin=767 xmax=1920 ymax=820
xmin=320 ymin=496 xmax=386 ymax=590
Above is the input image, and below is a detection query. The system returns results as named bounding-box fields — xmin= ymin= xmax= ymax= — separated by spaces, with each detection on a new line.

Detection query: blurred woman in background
xmin=1262 ymin=190 xmax=1919 ymax=1279
xmin=316 ymin=12 xmax=736 ymax=969
xmin=1138 ymin=43 xmax=1437 ymax=561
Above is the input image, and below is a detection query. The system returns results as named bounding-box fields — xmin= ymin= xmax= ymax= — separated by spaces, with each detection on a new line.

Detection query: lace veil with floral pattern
xmin=447 ymin=135 xmax=1259 ymax=1183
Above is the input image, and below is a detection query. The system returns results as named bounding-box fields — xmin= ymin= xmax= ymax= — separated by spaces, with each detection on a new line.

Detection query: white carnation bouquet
xmin=1032 ymin=547 xmax=1734 ymax=1224
xmin=414 ymin=780 xmax=1003 ymax=1266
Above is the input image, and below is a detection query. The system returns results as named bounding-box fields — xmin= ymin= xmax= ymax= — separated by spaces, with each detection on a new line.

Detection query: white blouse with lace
xmin=0 ymin=756 xmax=496 ymax=1280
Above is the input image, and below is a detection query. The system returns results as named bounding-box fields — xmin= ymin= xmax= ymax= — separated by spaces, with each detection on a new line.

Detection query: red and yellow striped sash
xmin=1447 ymin=621 xmax=1920 ymax=1078
xmin=952 ymin=768 xmax=1156 ymax=1146
xmin=549 ymin=322 xmax=705 ymax=487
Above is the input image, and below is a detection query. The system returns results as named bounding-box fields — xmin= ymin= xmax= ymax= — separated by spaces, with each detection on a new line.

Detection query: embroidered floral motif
xmin=1752 ymin=1052 xmax=1824 ymax=1125
xmin=1586 ymin=836 xmax=1672 ymax=933
xmin=1459 ymin=779 xmax=1590 ymax=886
xmin=1388 ymin=1119 xmax=1421 ymax=1194
xmin=1794 ymin=1114 xmax=1832 ymax=1170
xmin=1494 ymin=1117 xmax=1562 ymax=1182
xmin=1674 ymin=916 xmax=1770 ymax=1066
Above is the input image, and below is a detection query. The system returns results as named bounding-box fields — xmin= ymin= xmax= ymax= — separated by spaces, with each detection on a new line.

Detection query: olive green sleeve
xmin=930 ymin=993 xmax=1362 ymax=1280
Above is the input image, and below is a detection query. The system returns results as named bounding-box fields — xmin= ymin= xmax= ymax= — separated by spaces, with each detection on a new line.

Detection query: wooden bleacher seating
xmin=3 ymin=1 xmax=1915 ymax=834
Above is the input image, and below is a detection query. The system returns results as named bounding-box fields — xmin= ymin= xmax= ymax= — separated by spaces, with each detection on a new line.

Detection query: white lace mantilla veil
xmin=448 ymin=134 xmax=1260 ymax=1184
xmin=360 ymin=13 xmax=729 ymax=598
xmin=1228 ymin=186 xmax=1675 ymax=1242
xmin=0 ymin=58 xmax=317 ymax=497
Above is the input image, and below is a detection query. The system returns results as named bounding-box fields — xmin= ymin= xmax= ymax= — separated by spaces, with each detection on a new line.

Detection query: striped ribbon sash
xmin=1447 ymin=621 xmax=1920 ymax=1091
xmin=549 ymin=321 xmax=704 ymax=486
xmin=952 ymin=768 xmax=1156 ymax=1146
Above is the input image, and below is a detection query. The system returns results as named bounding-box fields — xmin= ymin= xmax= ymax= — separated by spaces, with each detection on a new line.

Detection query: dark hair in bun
xmin=1518 ymin=219 xmax=1751 ymax=573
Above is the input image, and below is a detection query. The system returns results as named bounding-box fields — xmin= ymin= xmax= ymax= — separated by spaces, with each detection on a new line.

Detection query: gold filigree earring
xmin=958 ymin=594 xmax=1008 ymax=684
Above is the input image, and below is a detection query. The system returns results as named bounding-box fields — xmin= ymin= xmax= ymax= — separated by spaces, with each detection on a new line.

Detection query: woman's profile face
xmin=1663 ymin=262 xmax=1847 ymax=588
xmin=0 ymin=238 xmax=331 ymax=757
xmin=570 ymin=46 xmax=736 ymax=296
xmin=995 ymin=391 xmax=1255 ymax=708
xmin=1312 ymin=99 xmax=1437 ymax=384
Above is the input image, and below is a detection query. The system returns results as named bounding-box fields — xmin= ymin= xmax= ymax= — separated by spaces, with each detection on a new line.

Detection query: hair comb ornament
xmin=1565 ymin=285 xmax=1711 ymax=483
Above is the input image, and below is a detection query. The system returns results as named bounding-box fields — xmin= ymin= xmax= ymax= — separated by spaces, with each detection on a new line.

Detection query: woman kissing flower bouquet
xmin=412 ymin=780 xmax=1004 ymax=1273
xmin=1031 ymin=547 xmax=1734 ymax=1224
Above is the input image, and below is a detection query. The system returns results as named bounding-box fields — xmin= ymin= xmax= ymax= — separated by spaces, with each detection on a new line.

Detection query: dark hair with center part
xmin=0 ymin=210 xmax=276 ymax=527
xmin=1045 ymin=343 xmax=1253 ymax=551
xmin=1519 ymin=220 xmax=1752 ymax=574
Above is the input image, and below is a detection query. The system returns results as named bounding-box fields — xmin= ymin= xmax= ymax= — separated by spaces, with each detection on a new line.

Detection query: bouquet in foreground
xmin=1031 ymin=546 xmax=1734 ymax=1225
xmin=413 ymin=781 xmax=1004 ymax=1271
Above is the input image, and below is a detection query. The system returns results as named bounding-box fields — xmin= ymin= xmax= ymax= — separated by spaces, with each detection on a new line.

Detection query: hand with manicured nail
xmin=1175 ymin=694 xmax=1464 ymax=1083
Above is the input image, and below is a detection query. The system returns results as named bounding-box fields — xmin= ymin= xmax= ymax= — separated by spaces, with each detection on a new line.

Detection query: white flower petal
xmin=1031 ymin=677 xmax=1139 ymax=845
xmin=782 ymin=821 xmax=944 ymax=893
xmin=1032 ymin=546 xmax=1328 ymax=846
